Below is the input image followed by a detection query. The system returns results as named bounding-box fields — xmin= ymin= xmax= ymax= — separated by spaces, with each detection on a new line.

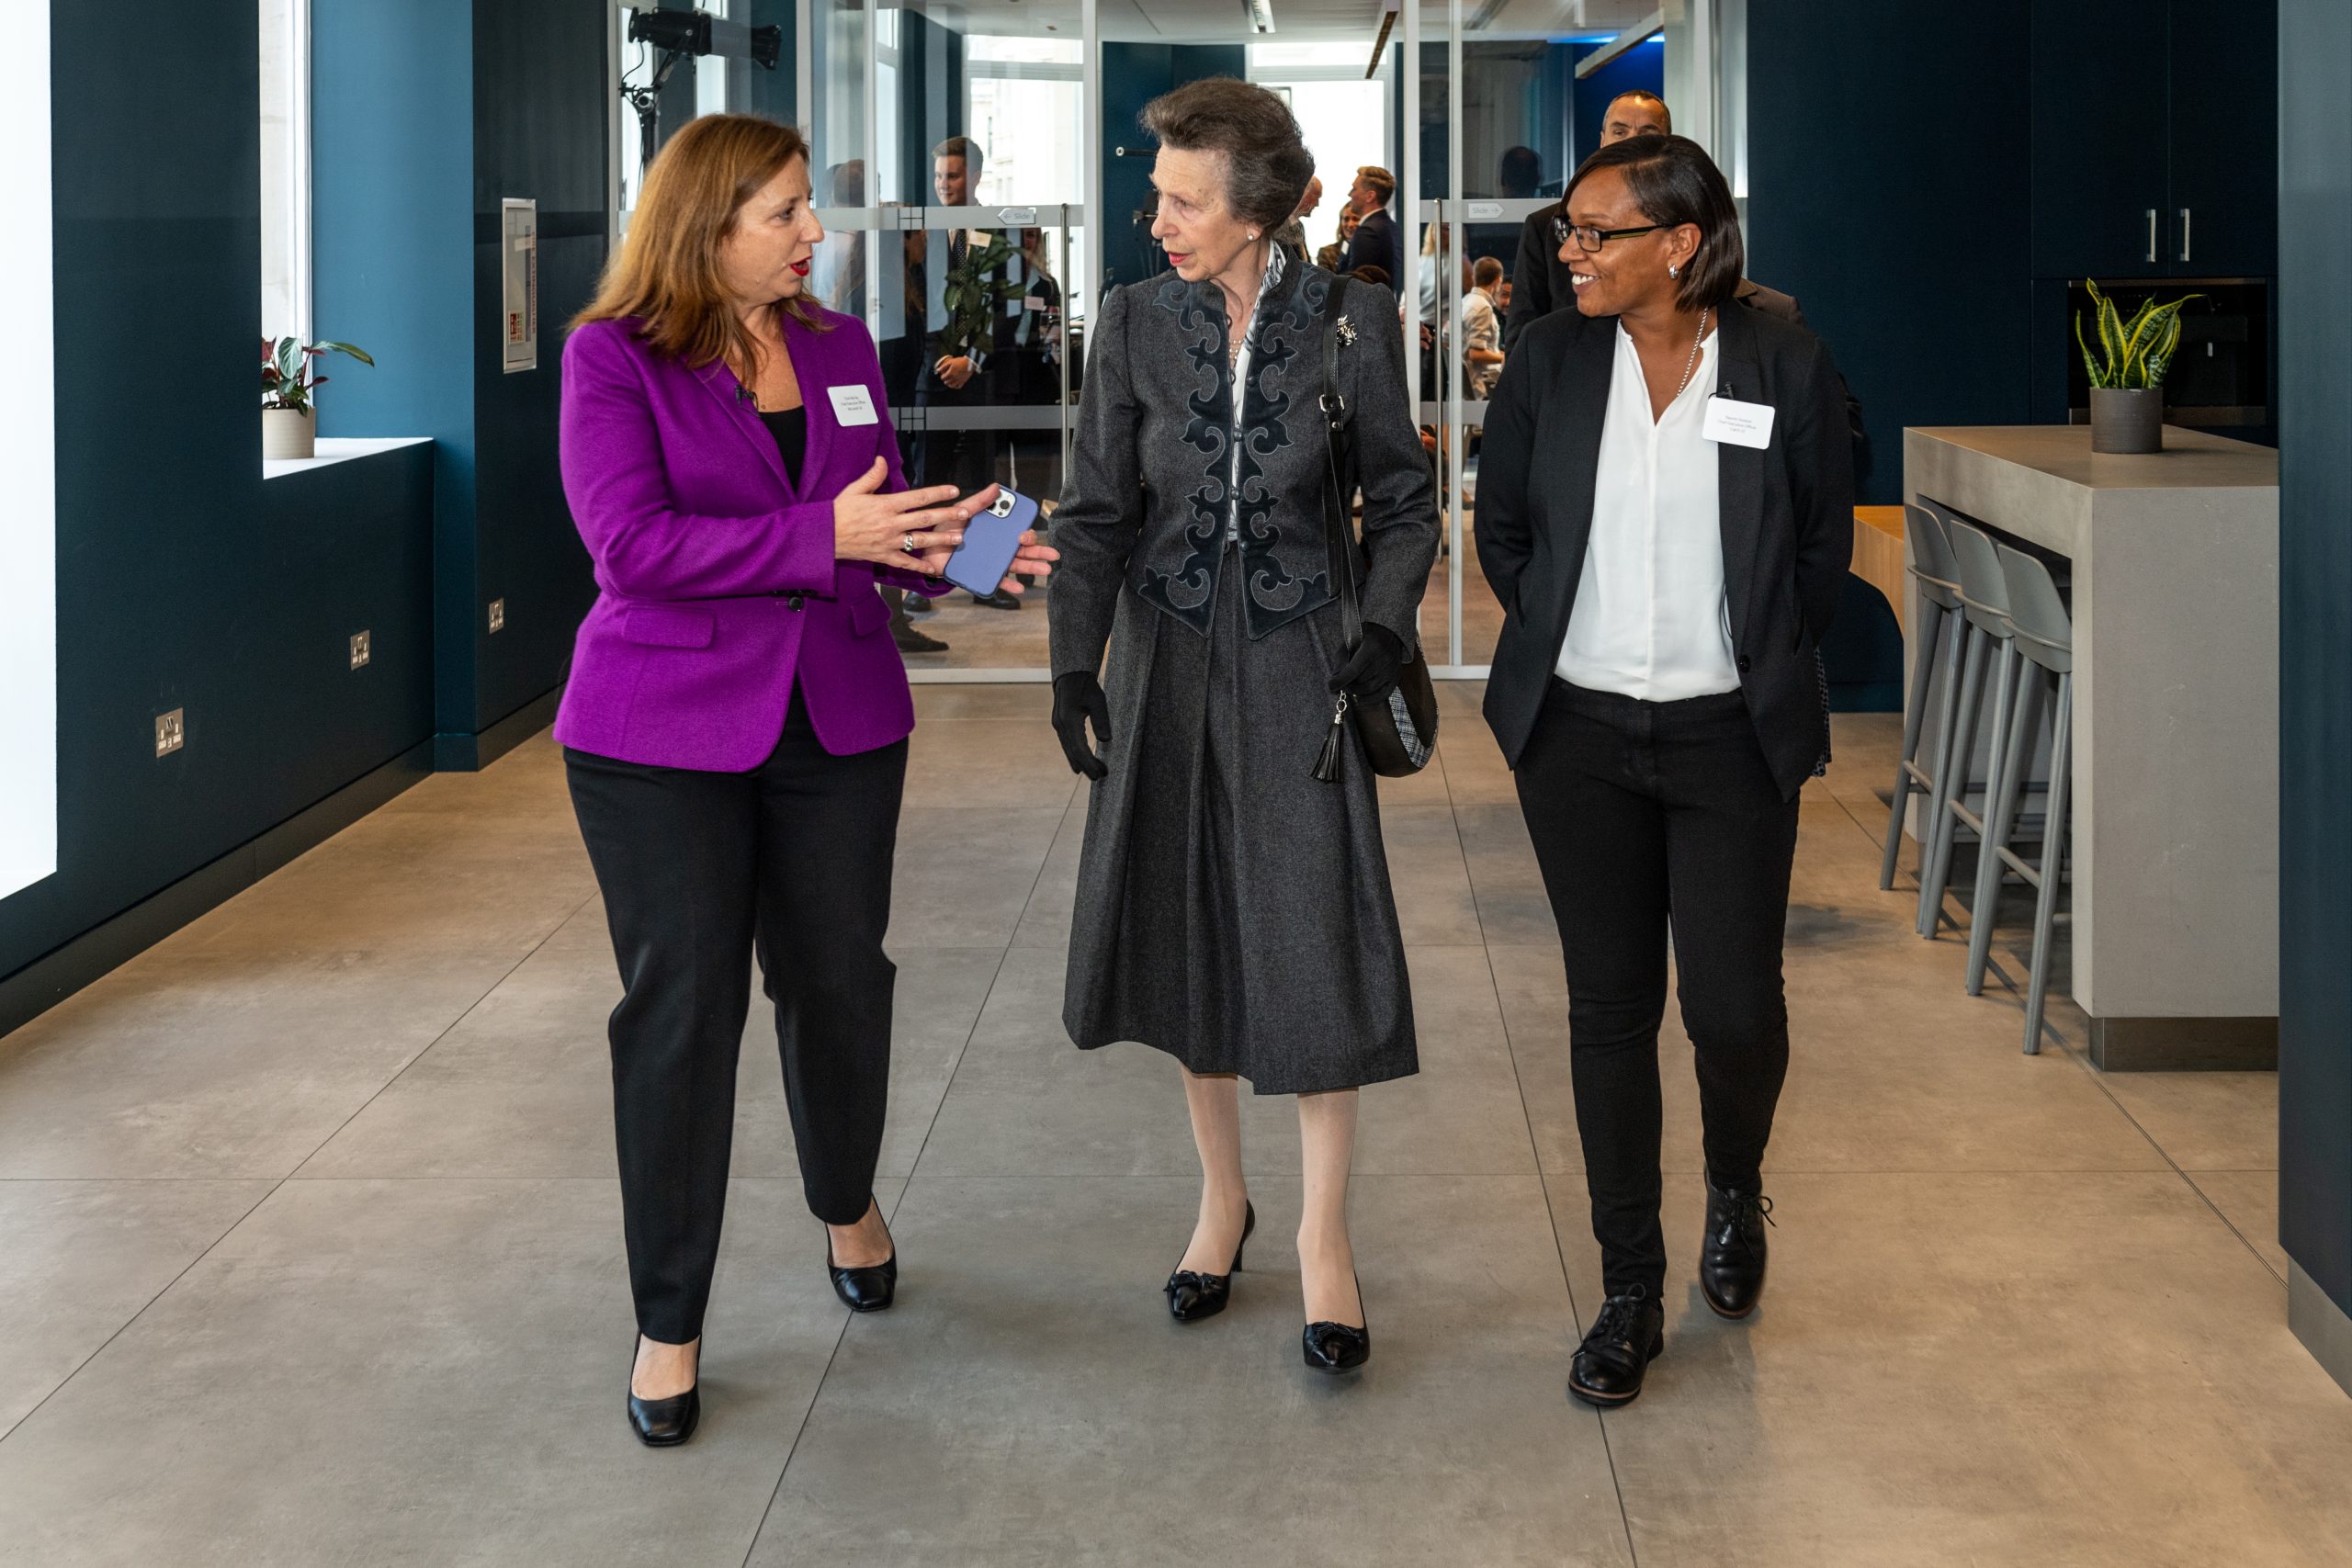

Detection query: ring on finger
xmin=901 ymin=532 xmax=920 ymax=555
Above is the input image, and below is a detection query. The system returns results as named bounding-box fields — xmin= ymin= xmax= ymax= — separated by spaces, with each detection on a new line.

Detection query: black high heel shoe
xmin=1165 ymin=1201 xmax=1256 ymax=1323
xmin=1301 ymin=1272 xmax=1370 ymax=1373
xmin=827 ymin=1220 xmax=899 ymax=1314
xmin=626 ymin=1337 xmax=701 ymax=1447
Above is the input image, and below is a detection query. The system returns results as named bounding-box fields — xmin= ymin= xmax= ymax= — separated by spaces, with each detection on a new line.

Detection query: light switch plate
xmin=155 ymin=709 xmax=184 ymax=758
xmin=349 ymin=630 xmax=370 ymax=670
xmin=488 ymin=598 xmax=505 ymax=633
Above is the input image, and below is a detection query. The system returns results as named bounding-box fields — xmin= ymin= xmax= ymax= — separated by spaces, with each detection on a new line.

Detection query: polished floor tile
xmin=0 ymin=704 xmax=2329 ymax=1568
xmin=746 ymin=1173 xmax=1634 ymax=1568
xmin=0 ymin=1179 xmax=272 ymax=1438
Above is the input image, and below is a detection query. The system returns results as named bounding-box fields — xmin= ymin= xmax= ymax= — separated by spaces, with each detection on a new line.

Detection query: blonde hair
xmin=574 ymin=114 xmax=832 ymax=377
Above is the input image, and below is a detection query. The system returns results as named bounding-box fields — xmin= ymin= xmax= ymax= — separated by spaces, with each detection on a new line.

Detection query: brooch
xmin=1336 ymin=316 xmax=1358 ymax=348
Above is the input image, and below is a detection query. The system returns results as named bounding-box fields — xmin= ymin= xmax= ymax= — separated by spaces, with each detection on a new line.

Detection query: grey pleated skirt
xmin=1061 ymin=566 xmax=1419 ymax=1094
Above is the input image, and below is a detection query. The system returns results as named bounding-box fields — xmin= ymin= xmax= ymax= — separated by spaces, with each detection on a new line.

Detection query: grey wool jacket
xmin=1048 ymin=264 xmax=1439 ymax=676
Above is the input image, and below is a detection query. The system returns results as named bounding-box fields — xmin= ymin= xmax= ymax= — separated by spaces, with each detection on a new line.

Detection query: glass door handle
xmin=2180 ymin=207 xmax=2191 ymax=265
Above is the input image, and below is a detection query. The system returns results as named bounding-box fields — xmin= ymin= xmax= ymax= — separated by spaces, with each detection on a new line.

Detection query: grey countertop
xmin=1907 ymin=425 xmax=2278 ymax=493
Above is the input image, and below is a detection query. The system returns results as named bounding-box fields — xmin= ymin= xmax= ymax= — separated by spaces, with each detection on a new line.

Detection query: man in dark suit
xmin=1501 ymin=93 xmax=1866 ymax=469
xmin=1339 ymin=165 xmax=1401 ymax=297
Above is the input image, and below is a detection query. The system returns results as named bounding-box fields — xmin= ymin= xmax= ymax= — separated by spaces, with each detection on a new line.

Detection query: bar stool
xmin=1917 ymin=518 xmax=2019 ymax=938
xmin=1879 ymin=502 xmax=1967 ymax=891
xmin=1964 ymin=540 xmax=2075 ymax=1054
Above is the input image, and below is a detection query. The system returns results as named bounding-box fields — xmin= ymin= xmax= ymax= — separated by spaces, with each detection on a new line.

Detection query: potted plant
xmin=262 ymin=335 xmax=374 ymax=460
xmin=940 ymin=234 xmax=1022 ymax=368
xmin=2074 ymin=281 xmax=2199 ymax=455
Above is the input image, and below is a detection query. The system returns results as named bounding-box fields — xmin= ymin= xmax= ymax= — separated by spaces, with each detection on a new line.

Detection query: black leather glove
xmin=1051 ymin=671 xmax=1111 ymax=780
xmin=1328 ymin=622 xmax=1405 ymax=703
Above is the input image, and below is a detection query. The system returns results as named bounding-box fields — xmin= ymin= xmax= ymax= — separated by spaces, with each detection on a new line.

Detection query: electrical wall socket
xmin=349 ymin=630 xmax=370 ymax=670
xmin=154 ymin=709 xmax=185 ymax=758
xmin=487 ymin=598 xmax=505 ymax=633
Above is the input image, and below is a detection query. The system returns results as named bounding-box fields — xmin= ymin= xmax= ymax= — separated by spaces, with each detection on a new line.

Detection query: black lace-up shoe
xmin=1699 ymin=1176 xmax=1775 ymax=1320
xmin=1568 ymin=1288 xmax=1665 ymax=1409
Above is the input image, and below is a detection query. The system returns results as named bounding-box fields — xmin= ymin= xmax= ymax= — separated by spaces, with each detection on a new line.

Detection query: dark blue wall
xmin=2278 ymin=0 xmax=2352 ymax=1333
xmin=2 ymin=0 xmax=438 ymax=987
xmin=316 ymin=0 xmax=605 ymax=764
xmin=1747 ymin=1 xmax=2034 ymax=507
xmin=1099 ymin=44 xmax=1247 ymax=291
xmin=1567 ymin=39 xmax=1666 ymax=175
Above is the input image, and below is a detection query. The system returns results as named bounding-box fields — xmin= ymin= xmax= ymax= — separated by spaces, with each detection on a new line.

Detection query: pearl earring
xmin=1250 ymin=230 xmax=1260 ymax=241
xmin=1668 ymin=263 xmax=1680 ymax=278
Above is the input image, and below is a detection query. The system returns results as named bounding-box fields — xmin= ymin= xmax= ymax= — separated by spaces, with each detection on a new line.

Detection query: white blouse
xmin=1553 ymin=322 xmax=1740 ymax=701
xmin=1225 ymin=244 xmax=1288 ymax=547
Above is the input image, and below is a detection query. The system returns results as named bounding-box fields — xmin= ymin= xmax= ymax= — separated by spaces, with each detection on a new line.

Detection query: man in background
xmin=1461 ymin=255 xmax=1506 ymax=401
xmin=918 ymin=135 xmax=1022 ymax=610
xmin=1271 ymin=175 xmax=1322 ymax=263
xmin=1340 ymin=166 xmax=1401 ymax=296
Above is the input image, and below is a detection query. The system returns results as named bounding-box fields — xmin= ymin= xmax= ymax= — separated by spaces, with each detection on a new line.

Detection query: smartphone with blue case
xmin=944 ymin=487 xmax=1038 ymax=597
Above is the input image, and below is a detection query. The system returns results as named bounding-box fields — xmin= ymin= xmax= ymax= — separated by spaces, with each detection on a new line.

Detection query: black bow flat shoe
xmin=1567 ymin=1288 xmax=1664 ymax=1409
xmin=626 ymin=1340 xmax=701 ymax=1447
xmin=1166 ymin=1201 xmax=1255 ymax=1323
xmin=1301 ymin=1272 xmax=1369 ymax=1373
xmin=1699 ymin=1176 xmax=1775 ymax=1320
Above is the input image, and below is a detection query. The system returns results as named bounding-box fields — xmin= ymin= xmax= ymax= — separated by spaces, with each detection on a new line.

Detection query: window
xmin=1250 ymin=45 xmax=1390 ymax=259
xmin=259 ymin=0 xmax=311 ymax=344
xmin=965 ymin=37 xmax=1087 ymax=309
xmin=1 ymin=0 xmax=54 ymax=898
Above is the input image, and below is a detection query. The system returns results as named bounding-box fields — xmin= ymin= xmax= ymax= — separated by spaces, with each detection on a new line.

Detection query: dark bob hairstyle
xmin=1141 ymin=77 xmax=1316 ymax=233
xmin=1564 ymin=132 xmax=1745 ymax=313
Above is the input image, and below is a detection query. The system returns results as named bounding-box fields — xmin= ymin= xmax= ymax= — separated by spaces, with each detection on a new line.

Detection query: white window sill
xmin=262 ymin=435 xmax=432 ymax=480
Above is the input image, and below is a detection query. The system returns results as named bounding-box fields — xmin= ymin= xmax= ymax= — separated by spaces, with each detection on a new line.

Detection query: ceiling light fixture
xmin=1247 ymin=0 xmax=1276 ymax=33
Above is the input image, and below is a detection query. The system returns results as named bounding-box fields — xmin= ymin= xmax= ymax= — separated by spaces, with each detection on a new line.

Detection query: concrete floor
xmin=0 ymin=686 xmax=2341 ymax=1566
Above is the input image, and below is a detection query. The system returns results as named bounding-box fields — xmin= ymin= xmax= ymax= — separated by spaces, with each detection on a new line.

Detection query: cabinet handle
xmin=2146 ymin=209 xmax=2157 ymax=264
xmin=2180 ymin=207 xmax=2191 ymax=264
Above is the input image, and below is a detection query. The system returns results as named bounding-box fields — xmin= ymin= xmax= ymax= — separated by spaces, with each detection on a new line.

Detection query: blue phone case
xmin=944 ymin=488 xmax=1038 ymax=596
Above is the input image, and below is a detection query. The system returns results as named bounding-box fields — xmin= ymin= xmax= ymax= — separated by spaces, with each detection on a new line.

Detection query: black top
xmin=758 ymin=404 xmax=807 ymax=490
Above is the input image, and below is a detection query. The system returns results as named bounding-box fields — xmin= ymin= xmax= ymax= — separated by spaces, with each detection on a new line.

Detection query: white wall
xmin=0 ymin=0 xmax=55 ymax=901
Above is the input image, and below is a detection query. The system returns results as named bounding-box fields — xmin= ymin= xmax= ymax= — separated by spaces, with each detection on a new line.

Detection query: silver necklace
xmin=1673 ymin=307 xmax=1712 ymax=399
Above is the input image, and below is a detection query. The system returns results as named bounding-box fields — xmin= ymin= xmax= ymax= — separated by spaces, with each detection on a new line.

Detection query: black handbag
xmin=1311 ymin=299 xmax=1439 ymax=782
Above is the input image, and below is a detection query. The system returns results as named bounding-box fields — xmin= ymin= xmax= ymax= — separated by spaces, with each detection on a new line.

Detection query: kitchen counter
xmin=1904 ymin=426 xmax=2278 ymax=1069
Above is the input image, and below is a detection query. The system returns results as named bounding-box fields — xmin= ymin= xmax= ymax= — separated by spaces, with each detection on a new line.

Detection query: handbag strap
xmin=1318 ymin=295 xmax=1365 ymax=654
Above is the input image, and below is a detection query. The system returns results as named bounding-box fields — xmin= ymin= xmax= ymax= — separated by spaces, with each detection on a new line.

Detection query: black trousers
xmin=564 ymin=695 xmax=907 ymax=1344
xmin=1515 ymin=680 xmax=1802 ymax=1299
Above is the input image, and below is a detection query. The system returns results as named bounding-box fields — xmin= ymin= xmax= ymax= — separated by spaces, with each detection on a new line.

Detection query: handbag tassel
xmin=1312 ymin=694 xmax=1350 ymax=783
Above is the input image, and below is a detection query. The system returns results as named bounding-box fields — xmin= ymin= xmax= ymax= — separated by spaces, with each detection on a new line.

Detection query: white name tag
xmin=827 ymin=384 xmax=879 ymax=426
xmin=1702 ymin=395 xmax=1776 ymax=449
xmin=1023 ymin=294 xmax=1047 ymax=311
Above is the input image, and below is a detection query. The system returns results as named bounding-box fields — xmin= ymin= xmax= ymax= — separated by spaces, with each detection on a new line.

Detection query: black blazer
xmin=1474 ymin=300 xmax=1855 ymax=800
xmin=1340 ymin=206 xmax=1402 ymax=294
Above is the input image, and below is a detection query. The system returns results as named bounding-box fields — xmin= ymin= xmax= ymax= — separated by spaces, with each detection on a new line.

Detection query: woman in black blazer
xmin=1474 ymin=134 xmax=1852 ymax=1410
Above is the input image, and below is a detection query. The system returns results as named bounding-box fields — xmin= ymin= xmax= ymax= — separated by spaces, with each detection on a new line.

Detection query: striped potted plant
xmin=2074 ymin=281 xmax=2199 ymax=455
xmin=262 ymin=336 xmax=374 ymax=460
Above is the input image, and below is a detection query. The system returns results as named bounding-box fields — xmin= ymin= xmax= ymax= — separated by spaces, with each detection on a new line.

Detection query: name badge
xmin=1702 ymin=395 xmax=1776 ymax=449
xmin=1023 ymin=294 xmax=1047 ymax=311
xmin=828 ymin=384 xmax=879 ymax=427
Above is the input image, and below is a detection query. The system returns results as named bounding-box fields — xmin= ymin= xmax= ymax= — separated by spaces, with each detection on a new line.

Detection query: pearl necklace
xmin=1674 ymin=307 xmax=1713 ymax=399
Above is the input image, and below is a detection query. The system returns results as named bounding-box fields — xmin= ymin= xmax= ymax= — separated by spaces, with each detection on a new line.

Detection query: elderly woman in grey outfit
xmin=1047 ymin=78 xmax=1439 ymax=1373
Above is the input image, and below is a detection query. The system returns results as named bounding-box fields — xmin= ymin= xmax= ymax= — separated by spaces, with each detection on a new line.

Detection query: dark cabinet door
xmin=2030 ymin=0 xmax=2170 ymax=277
xmin=2165 ymin=0 xmax=2277 ymax=277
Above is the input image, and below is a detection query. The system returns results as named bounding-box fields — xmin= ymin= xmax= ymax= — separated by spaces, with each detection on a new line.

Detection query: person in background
xmin=1497 ymin=144 xmax=1544 ymax=200
xmin=920 ymin=135 xmax=1023 ymax=610
xmin=1049 ymin=78 xmax=1438 ymax=1377
xmin=1317 ymin=208 xmax=1360 ymax=274
xmin=558 ymin=114 xmax=1055 ymax=1447
xmin=1474 ymin=133 xmax=1852 ymax=1412
xmin=1270 ymin=174 xmax=1321 ymax=262
xmin=1339 ymin=165 xmax=1401 ymax=296
xmin=1462 ymin=254 xmax=1506 ymax=400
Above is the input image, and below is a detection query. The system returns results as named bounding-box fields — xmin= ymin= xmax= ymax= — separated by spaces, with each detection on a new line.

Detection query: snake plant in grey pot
xmin=2075 ymin=280 xmax=2199 ymax=454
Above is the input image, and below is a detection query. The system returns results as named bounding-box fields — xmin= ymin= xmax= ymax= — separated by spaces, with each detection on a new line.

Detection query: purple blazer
xmin=554 ymin=308 xmax=945 ymax=771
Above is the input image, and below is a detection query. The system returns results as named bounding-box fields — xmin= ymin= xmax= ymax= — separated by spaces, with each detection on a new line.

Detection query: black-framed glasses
xmin=1551 ymin=217 xmax=1666 ymax=253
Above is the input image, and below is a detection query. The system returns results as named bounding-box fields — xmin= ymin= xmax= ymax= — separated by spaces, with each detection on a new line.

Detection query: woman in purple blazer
xmin=559 ymin=114 xmax=1053 ymax=1448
